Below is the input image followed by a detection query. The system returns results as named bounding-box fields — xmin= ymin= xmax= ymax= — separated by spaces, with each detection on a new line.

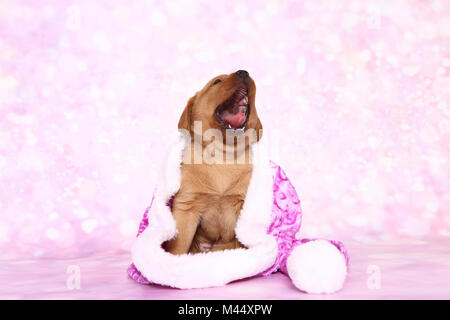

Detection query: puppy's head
xmin=178 ymin=70 xmax=262 ymax=143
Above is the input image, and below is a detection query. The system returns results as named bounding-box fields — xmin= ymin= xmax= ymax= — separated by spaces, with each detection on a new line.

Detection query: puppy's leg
xmin=165 ymin=210 xmax=200 ymax=255
xmin=166 ymin=196 xmax=200 ymax=255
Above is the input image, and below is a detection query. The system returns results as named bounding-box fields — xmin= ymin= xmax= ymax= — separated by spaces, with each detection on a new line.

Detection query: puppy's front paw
xmin=198 ymin=242 xmax=212 ymax=253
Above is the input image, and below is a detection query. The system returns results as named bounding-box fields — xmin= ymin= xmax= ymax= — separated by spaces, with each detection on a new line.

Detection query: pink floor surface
xmin=1 ymin=239 xmax=449 ymax=300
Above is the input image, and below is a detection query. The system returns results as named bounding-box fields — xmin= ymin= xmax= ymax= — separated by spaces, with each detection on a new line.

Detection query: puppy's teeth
xmin=238 ymin=96 xmax=248 ymax=106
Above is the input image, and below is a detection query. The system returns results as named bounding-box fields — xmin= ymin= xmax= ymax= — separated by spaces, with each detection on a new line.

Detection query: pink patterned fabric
xmin=127 ymin=161 xmax=348 ymax=285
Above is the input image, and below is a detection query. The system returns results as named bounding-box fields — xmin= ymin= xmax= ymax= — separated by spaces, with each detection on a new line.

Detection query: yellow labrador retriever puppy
xmin=165 ymin=70 xmax=262 ymax=255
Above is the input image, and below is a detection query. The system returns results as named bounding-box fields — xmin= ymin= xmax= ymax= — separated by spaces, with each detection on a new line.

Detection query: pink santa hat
xmin=128 ymin=134 xmax=349 ymax=294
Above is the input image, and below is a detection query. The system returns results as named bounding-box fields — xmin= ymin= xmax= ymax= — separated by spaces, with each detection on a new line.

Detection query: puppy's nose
xmin=235 ymin=70 xmax=249 ymax=79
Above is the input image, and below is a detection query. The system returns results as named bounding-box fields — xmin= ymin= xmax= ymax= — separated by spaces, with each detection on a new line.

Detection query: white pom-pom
xmin=286 ymin=240 xmax=347 ymax=294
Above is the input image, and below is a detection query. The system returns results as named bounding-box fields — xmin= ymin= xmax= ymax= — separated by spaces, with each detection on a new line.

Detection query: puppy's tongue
xmin=223 ymin=112 xmax=246 ymax=128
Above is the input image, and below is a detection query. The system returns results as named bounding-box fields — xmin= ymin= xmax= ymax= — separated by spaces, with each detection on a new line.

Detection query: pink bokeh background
xmin=1 ymin=0 xmax=450 ymax=263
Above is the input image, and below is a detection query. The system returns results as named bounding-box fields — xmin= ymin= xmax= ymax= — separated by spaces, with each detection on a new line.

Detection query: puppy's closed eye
xmin=213 ymin=79 xmax=222 ymax=85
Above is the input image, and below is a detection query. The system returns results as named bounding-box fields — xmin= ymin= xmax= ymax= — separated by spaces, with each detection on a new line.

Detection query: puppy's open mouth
xmin=214 ymin=84 xmax=249 ymax=130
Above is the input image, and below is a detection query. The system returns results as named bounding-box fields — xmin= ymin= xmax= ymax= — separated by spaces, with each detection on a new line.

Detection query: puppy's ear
xmin=178 ymin=96 xmax=196 ymax=132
